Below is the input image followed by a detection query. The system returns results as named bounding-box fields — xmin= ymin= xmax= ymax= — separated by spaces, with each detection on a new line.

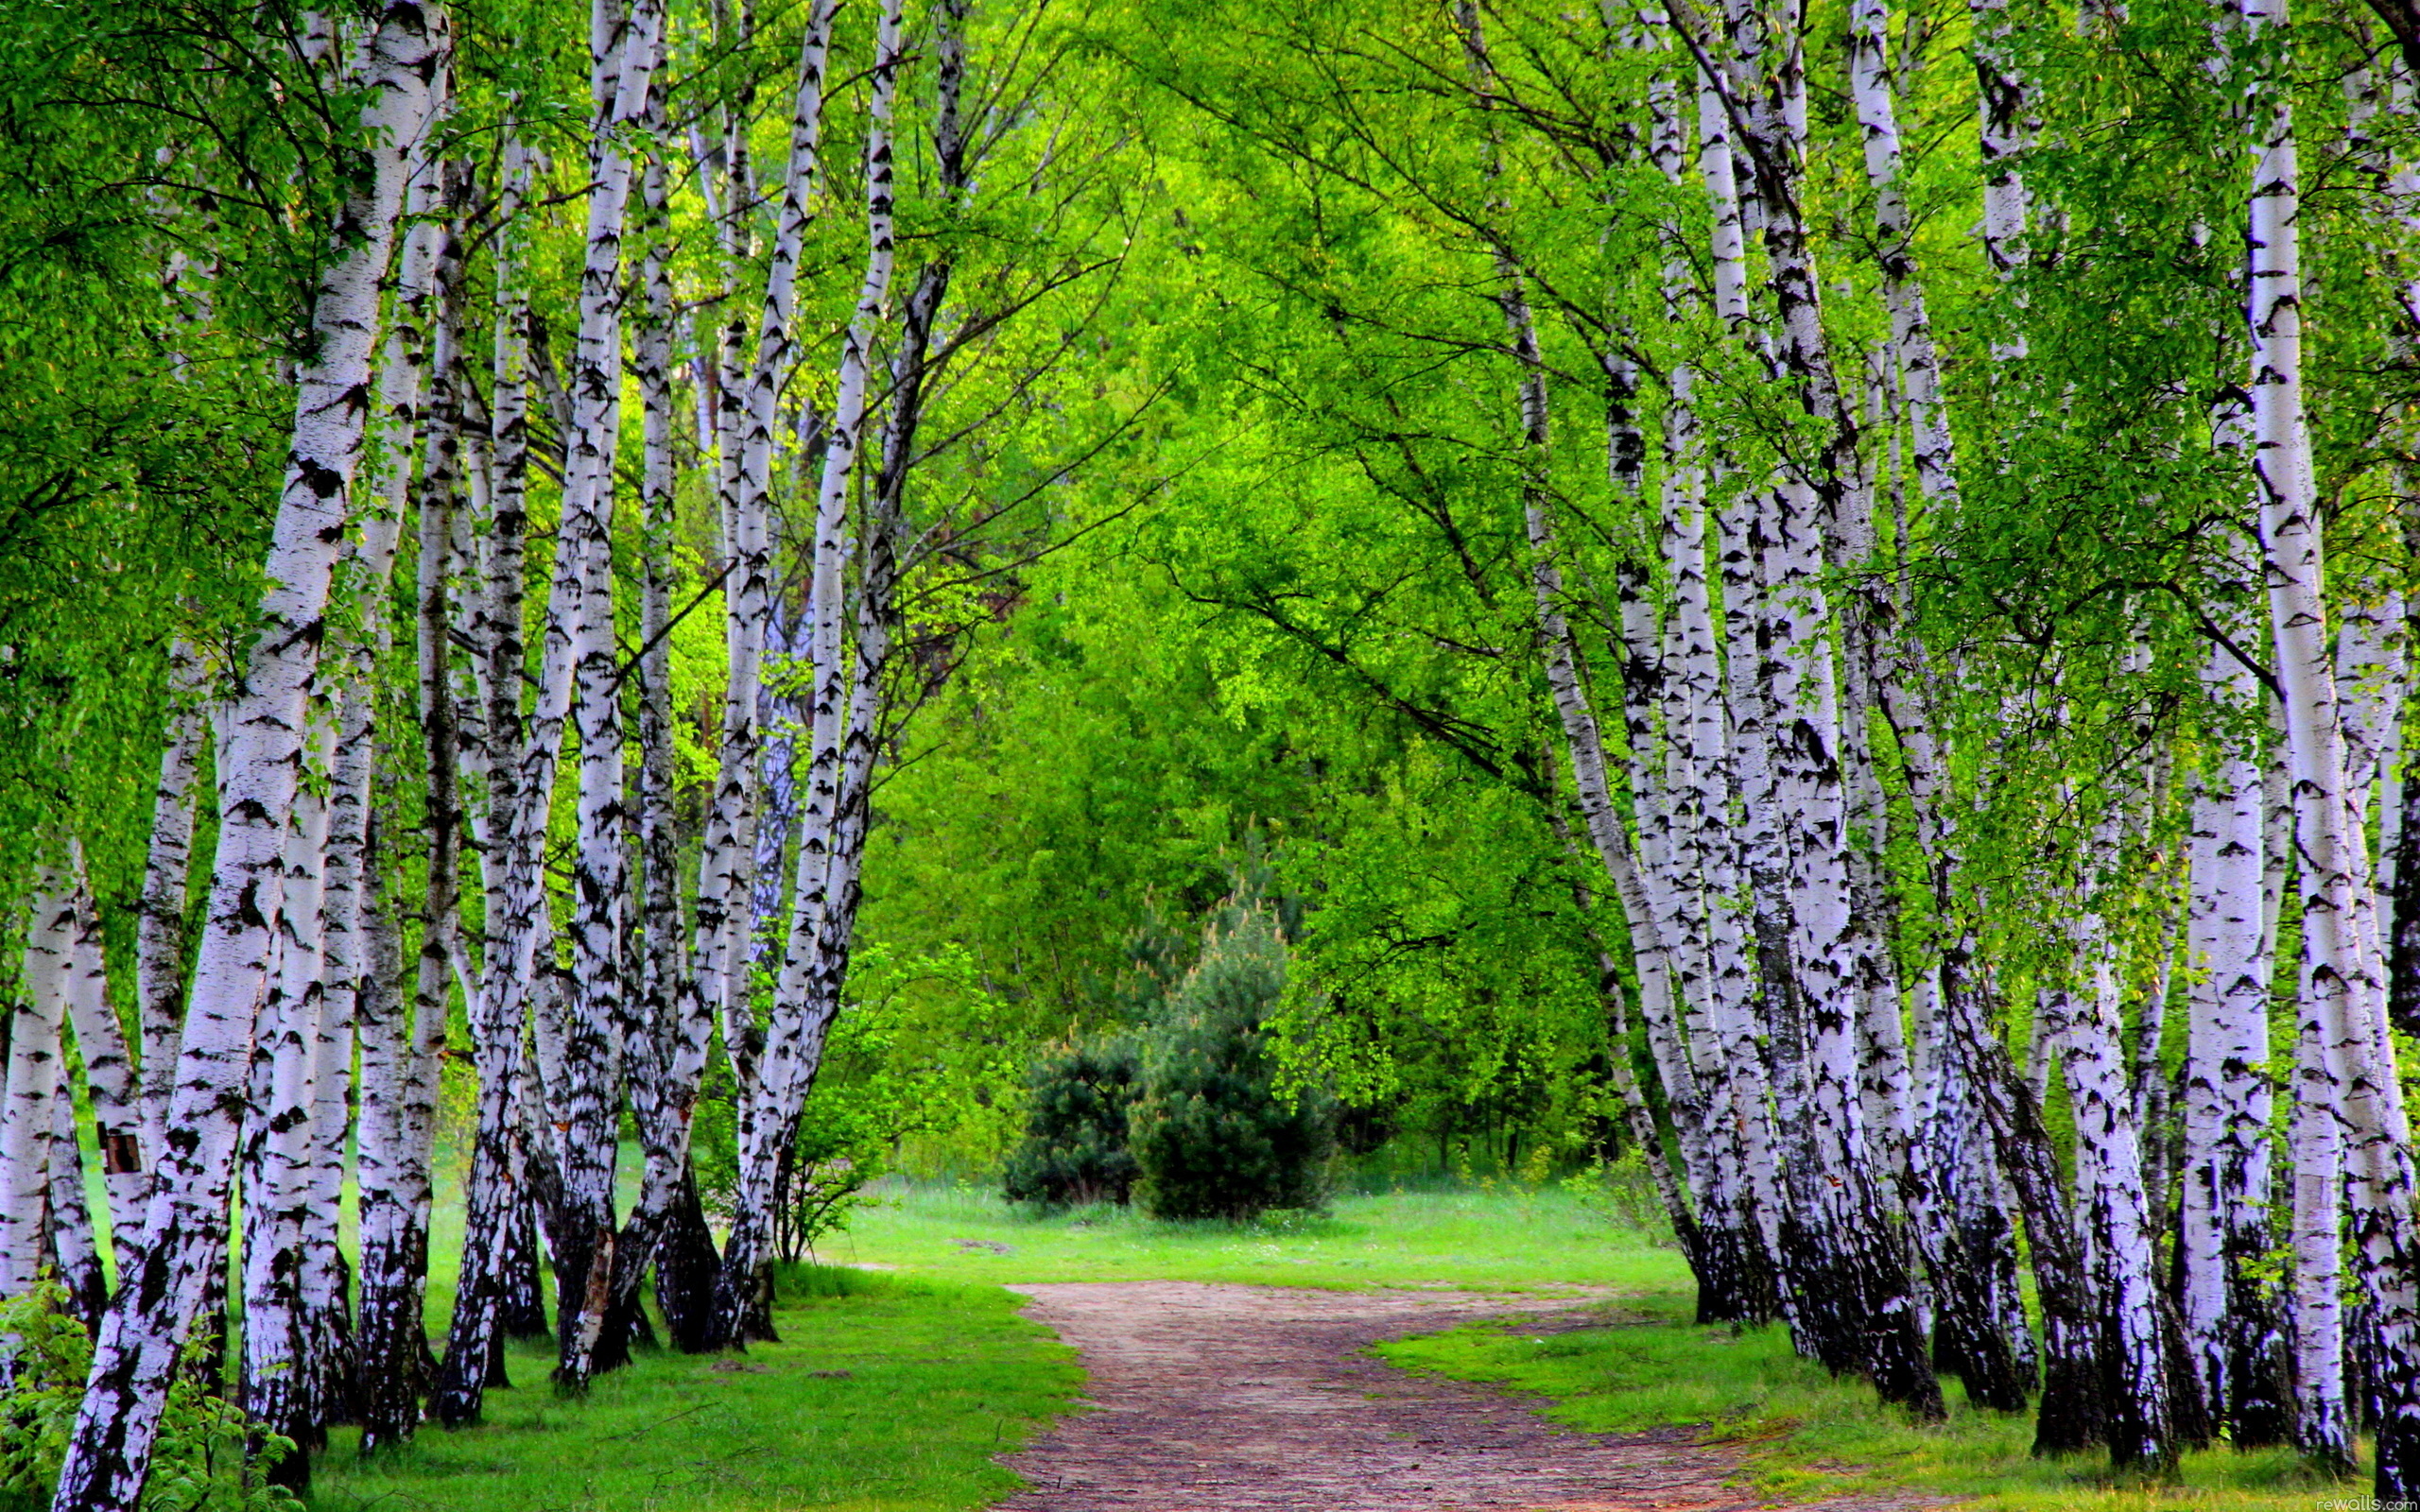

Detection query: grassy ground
xmin=825 ymin=1178 xmax=1691 ymax=1292
xmin=294 ymin=1181 xmax=1680 ymax=1512
xmin=305 ymin=1265 xmax=1080 ymax=1512
xmin=296 ymin=1180 xmax=2363 ymax=1512
xmin=1377 ymin=1297 xmax=2363 ymax=1512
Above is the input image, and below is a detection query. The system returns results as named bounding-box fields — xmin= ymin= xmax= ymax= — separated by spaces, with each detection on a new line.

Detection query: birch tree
xmin=49 ymin=7 xmax=450 ymax=1506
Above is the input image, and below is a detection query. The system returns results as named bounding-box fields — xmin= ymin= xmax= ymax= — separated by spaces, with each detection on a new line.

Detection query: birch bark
xmin=2049 ymin=875 xmax=2175 ymax=1470
xmin=612 ymin=94 xmax=693 ymax=1365
xmin=355 ymin=151 xmax=474 ymax=1452
xmin=713 ymin=0 xmax=908 ymax=1347
xmin=240 ymin=717 xmax=337 ymax=1483
xmin=50 ymin=9 xmax=448 ymax=1505
xmin=2243 ymin=0 xmax=2420 ymax=1483
xmin=651 ymin=0 xmax=841 ymax=1356
xmin=2179 ymin=644 xmax=2290 ymax=1444
xmin=432 ymin=127 xmax=535 ymax=1425
xmin=551 ymin=0 xmax=666 ymax=1394
xmin=60 ymin=846 xmax=141 ymax=1270
xmin=135 ymin=645 xmax=206 ymax=1172
xmin=2 ymin=873 xmax=71 ymax=1300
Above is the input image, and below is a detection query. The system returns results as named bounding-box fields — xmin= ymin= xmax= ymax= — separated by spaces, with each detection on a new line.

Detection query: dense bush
xmin=1002 ymin=1040 xmax=1142 ymax=1208
xmin=1128 ymin=908 xmax=1336 ymax=1220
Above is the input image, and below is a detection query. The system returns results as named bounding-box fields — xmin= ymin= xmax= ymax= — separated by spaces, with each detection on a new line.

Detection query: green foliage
xmin=0 ymin=1282 xmax=297 ymax=1512
xmin=687 ymin=943 xmax=1027 ymax=1258
xmin=1557 ymin=1149 xmax=1676 ymax=1244
xmin=1001 ymin=1038 xmax=1142 ymax=1209
xmin=1128 ymin=908 xmax=1337 ymax=1221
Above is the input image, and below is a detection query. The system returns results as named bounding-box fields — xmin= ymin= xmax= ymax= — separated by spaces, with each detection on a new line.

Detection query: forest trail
xmin=994 ymin=1281 xmax=1936 ymax=1512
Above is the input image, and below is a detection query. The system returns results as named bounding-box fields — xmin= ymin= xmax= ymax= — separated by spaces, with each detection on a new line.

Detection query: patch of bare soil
xmin=994 ymin=1281 xmax=1947 ymax=1512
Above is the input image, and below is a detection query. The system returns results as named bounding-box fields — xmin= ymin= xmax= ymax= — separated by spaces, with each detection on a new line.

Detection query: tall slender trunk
xmin=1695 ymin=0 xmax=1939 ymax=1416
xmin=714 ymin=0 xmax=908 ymax=1347
xmin=606 ymin=92 xmax=690 ymax=1369
xmin=49 ymin=11 xmax=449 ymax=1506
xmin=3 ymin=873 xmax=71 ymax=1300
xmin=47 ymin=1072 xmax=105 ymax=1325
xmin=551 ymin=0 xmax=666 ymax=1394
xmin=135 ymin=645 xmax=205 ymax=1174
xmin=353 ymin=815 xmax=422 ymax=1453
xmin=240 ymin=717 xmax=337 ymax=1486
xmin=2243 ymin=0 xmax=2420 ymax=1484
xmin=2048 ymin=855 xmax=2176 ymax=1472
xmin=58 ymin=846 xmax=141 ymax=1274
xmin=2180 ymin=644 xmax=2291 ymax=1445
xmin=640 ymin=0 xmax=842 ymax=1360
xmin=433 ymin=127 xmax=536 ymax=1427
xmin=354 ymin=152 xmax=473 ymax=1452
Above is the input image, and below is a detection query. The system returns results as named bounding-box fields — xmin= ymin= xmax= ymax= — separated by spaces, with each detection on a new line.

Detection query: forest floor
xmin=853 ymin=1184 xmax=2365 ymax=1512
xmin=300 ymin=1183 xmax=2369 ymax=1511
xmin=993 ymin=1278 xmax=1799 ymax=1512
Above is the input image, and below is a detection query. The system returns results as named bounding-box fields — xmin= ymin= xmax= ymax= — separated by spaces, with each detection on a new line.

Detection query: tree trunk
xmin=2180 ymin=644 xmax=2291 ymax=1445
xmin=48 ymin=12 xmax=448 ymax=1506
xmin=135 ymin=646 xmax=205 ymax=1176
xmin=550 ymin=0 xmax=666 ymax=1394
xmin=2243 ymin=0 xmax=2420 ymax=1484
xmin=433 ymin=127 xmax=536 ymax=1428
xmin=2047 ymin=885 xmax=2175 ymax=1472
xmin=2 ymin=876 xmax=70 ymax=1300
xmin=713 ymin=0 xmax=908 ymax=1349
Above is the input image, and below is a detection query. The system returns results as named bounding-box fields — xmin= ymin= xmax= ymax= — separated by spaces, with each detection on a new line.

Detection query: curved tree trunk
xmin=713 ymin=0 xmax=908 ymax=1349
xmin=48 ymin=10 xmax=449 ymax=1505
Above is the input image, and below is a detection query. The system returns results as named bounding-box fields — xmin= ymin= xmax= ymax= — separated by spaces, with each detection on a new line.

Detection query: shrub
xmin=1002 ymin=1039 xmax=1141 ymax=1208
xmin=0 ymin=1280 xmax=299 ymax=1511
xmin=1129 ymin=908 xmax=1336 ymax=1221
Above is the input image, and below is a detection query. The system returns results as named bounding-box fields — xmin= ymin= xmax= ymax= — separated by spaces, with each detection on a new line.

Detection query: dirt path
xmin=994 ymin=1280 xmax=1806 ymax=1512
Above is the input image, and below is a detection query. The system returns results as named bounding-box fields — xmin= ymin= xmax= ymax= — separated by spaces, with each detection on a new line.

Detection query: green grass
xmin=290 ymin=1179 xmax=2354 ymax=1512
xmin=1376 ymin=1300 xmax=2363 ymax=1512
xmin=289 ymin=1180 xmax=1683 ymax=1511
xmin=823 ymin=1177 xmax=1693 ymax=1292
xmin=303 ymin=1266 xmax=1080 ymax=1512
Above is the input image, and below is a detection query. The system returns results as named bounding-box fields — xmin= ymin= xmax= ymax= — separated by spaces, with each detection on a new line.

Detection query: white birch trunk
xmin=353 ymin=148 xmax=475 ymax=1455
xmin=240 ymin=718 xmax=336 ymax=1472
xmin=615 ymin=98 xmax=704 ymax=1357
xmin=49 ymin=12 xmax=448 ymax=1504
xmin=2180 ymin=644 xmax=2289 ymax=1443
xmin=433 ymin=127 xmax=536 ymax=1425
xmin=2052 ymin=877 xmax=2176 ymax=1469
xmin=715 ymin=0 xmax=908 ymax=1346
xmin=1971 ymin=0 xmax=2033 ymax=357
xmin=135 ymin=644 xmax=206 ymax=1171
xmin=551 ymin=0 xmax=665 ymax=1391
xmin=60 ymin=846 xmax=140 ymax=1268
xmin=2 ymin=874 xmax=71 ymax=1300
xmin=2244 ymin=0 xmax=2420 ymax=1484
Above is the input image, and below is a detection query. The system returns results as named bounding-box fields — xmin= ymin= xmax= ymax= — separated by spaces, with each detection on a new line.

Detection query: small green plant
xmin=1560 ymin=1148 xmax=1675 ymax=1241
xmin=0 ymin=1280 xmax=299 ymax=1511
xmin=1003 ymin=1038 xmax=1143 ymax=1208
xmin=1129 ymin=906 xmax=1338 ymax=1221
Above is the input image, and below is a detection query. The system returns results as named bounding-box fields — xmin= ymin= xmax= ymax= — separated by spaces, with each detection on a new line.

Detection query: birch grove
xmin=20 ymin=0 xmax=2420 ymax=1502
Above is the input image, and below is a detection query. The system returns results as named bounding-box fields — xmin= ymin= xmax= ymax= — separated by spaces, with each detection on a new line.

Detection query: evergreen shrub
xmin=1001 ymin=1039 xmax=1142 ymax=1208
xmin=1128 ymin=908 xmax=1336 ymax=1220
